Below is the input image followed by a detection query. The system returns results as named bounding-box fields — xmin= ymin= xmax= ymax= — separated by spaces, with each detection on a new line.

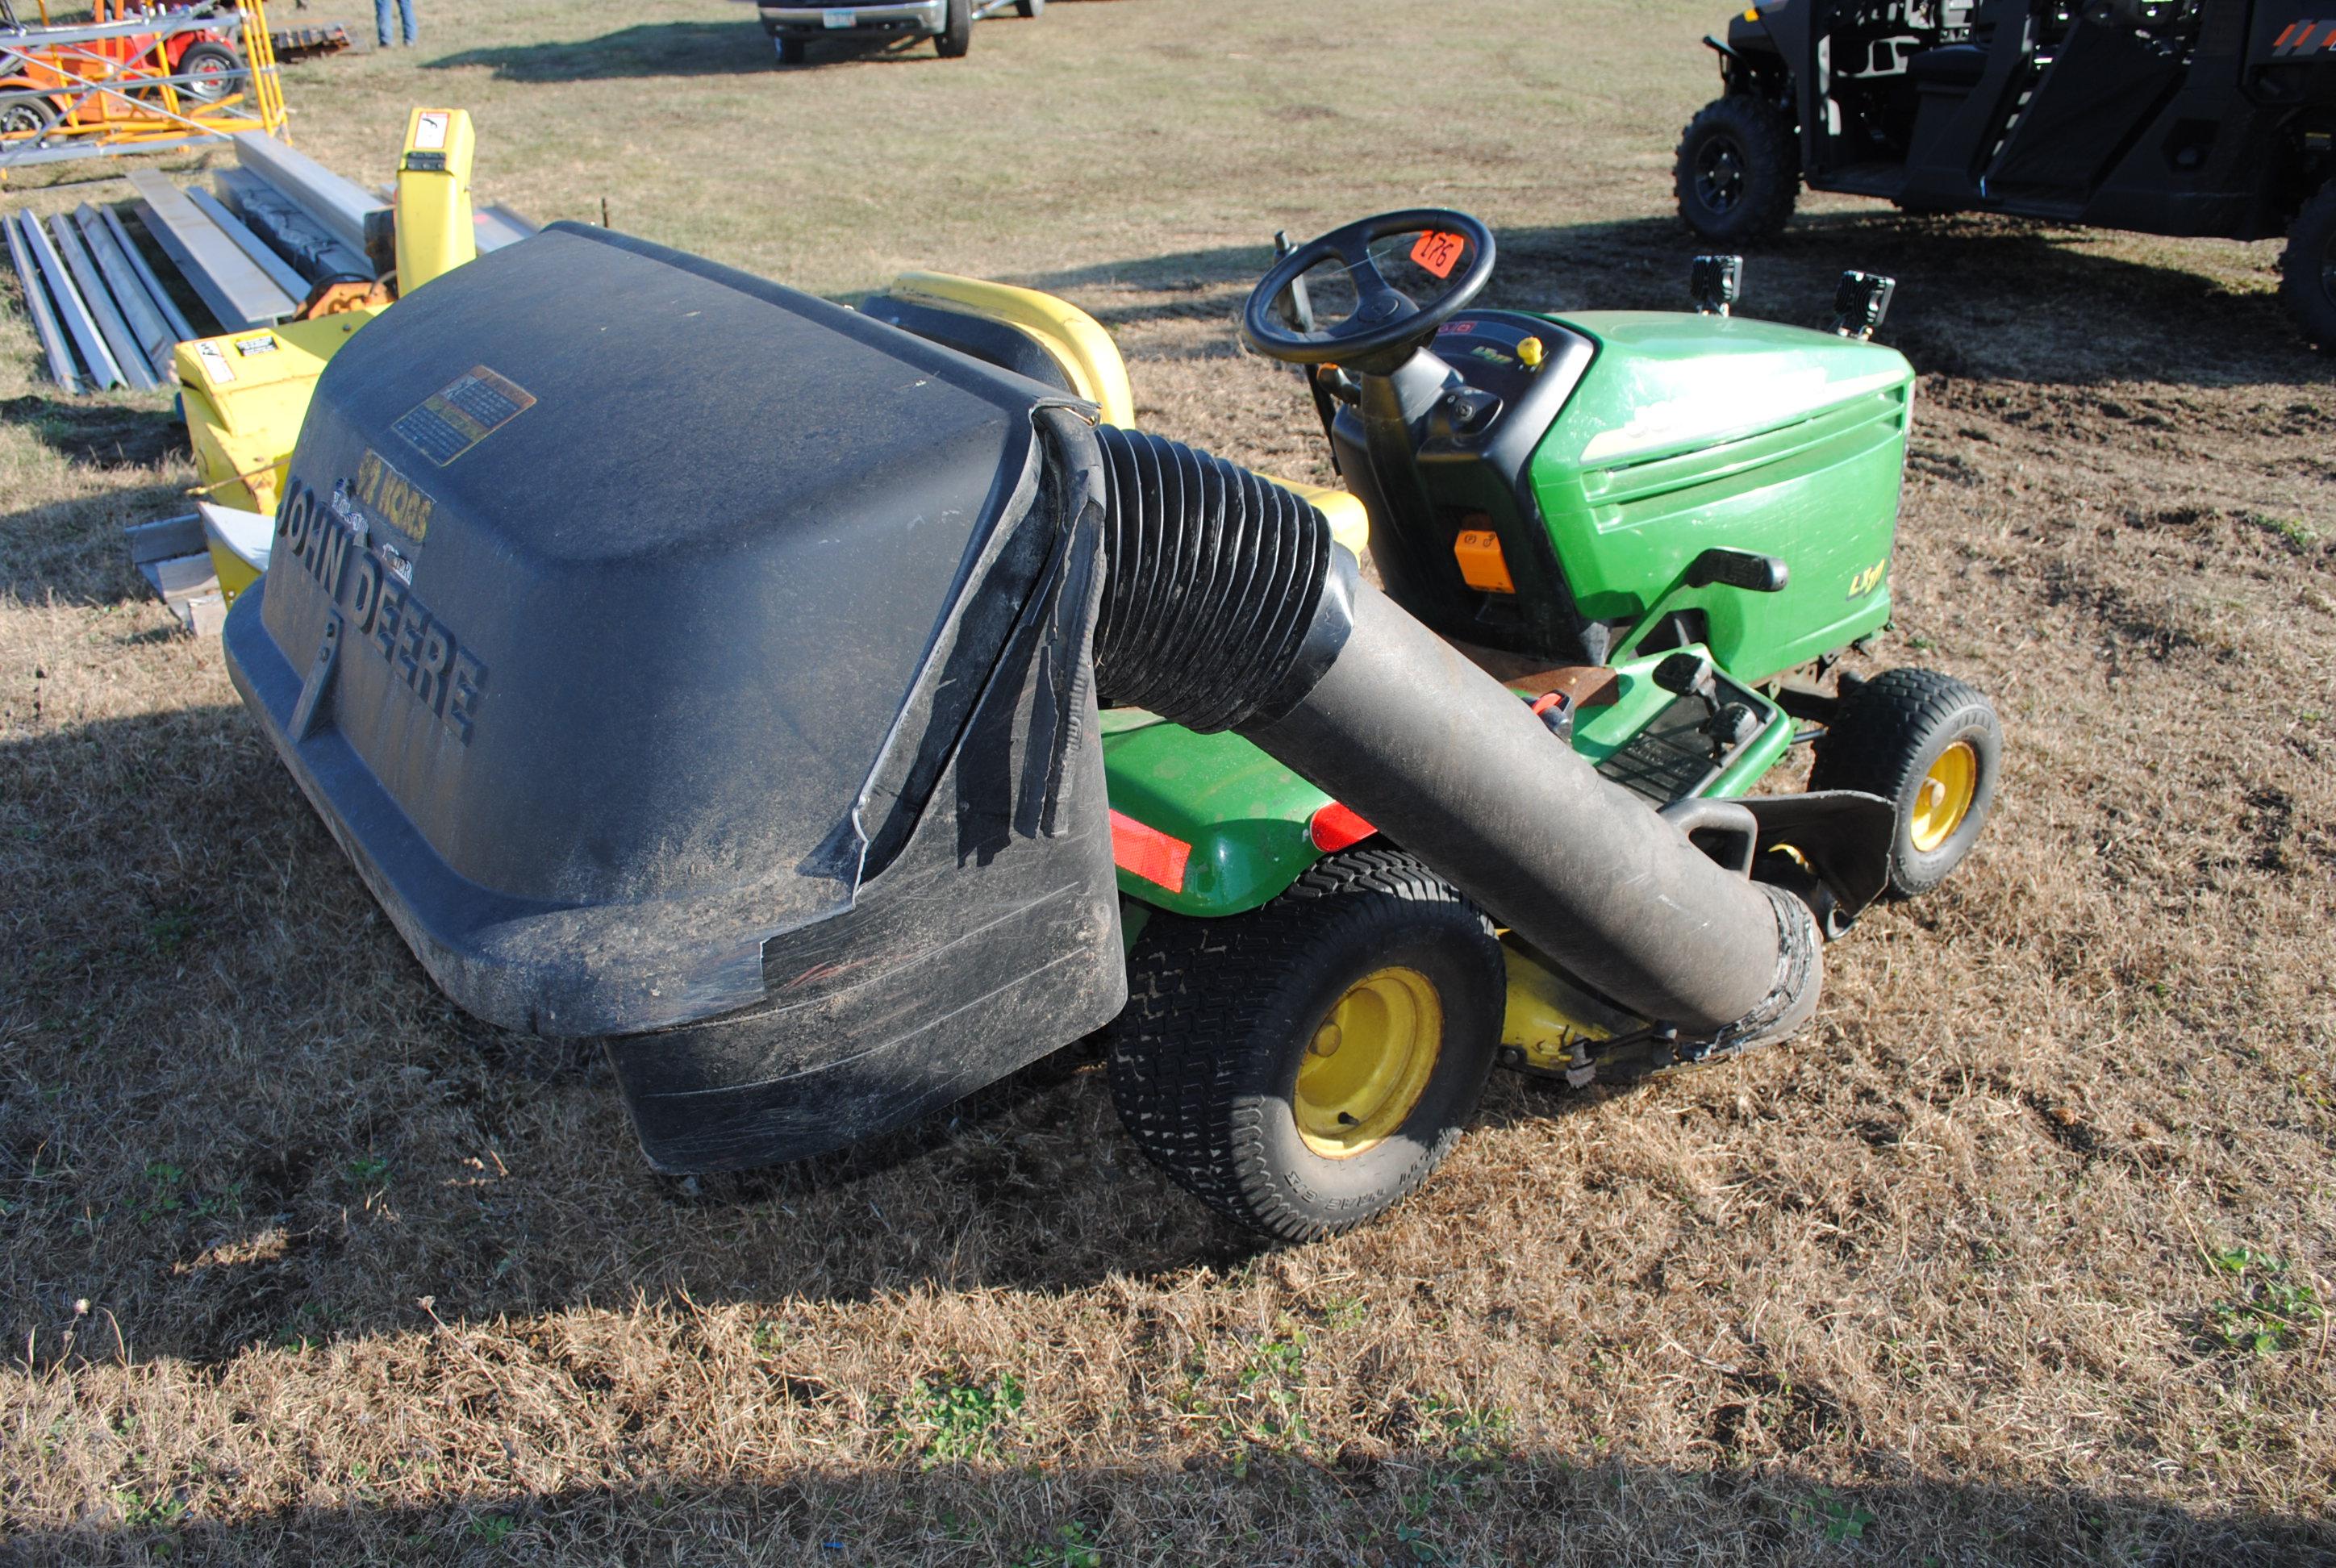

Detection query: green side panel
xmin=1101 ymin=713 xmax=1332 ymax=919
xmin=1528 ymin=311 xmax=1914 ymax=682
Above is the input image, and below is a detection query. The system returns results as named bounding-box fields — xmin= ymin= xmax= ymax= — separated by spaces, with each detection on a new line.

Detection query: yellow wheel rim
xmin=1293 ymin=965 xmax=1442 ymax=1159
xmin=1909 ymin=740 xmax=1979 ymax=853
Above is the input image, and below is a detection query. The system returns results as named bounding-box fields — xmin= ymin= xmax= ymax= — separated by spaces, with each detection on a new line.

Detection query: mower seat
xmin=864 ymin=271 xmax=1371 ymax=558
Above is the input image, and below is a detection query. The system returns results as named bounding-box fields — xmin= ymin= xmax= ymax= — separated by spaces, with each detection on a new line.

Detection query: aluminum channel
xmin=98 ymin=204 xmax=197 ymax=345
xmin=21 ymin=211 xmax=123 ymax=390
xmin=128 ymin=169 xmax=297 ymax=332
xmin=48 ymin=215 xmax=157 ymax=390
xmin=232 ymin=131 xmax=386 ymax=259
xmin=216 ymin=168 xmax=370 ymax=282
xmin=185 ymin=186 xmax=313 ymax=303
xmin=6 ymin=212 xmax=83 ymax=392
xmin=74 ymin=205 xmax=175 ymax=382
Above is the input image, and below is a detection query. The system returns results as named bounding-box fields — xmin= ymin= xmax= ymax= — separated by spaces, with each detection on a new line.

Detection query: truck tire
xmin=2281 ymin=184 xmax=2336 ymax=354
xmin=937 ymin=0 xmax=972 ymax=56
xmin=1809 ymin=667 xmax=2000 ymax=899
xmin=1675 ymin=95 xmax=1799 ymax=244
xmin=1108 ymin=848 xmax=1504 ymax=1243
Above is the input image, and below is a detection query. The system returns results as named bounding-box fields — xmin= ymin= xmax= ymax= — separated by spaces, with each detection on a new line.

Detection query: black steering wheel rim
xmin=1241 ymin=207 xmax=1497 ymax=371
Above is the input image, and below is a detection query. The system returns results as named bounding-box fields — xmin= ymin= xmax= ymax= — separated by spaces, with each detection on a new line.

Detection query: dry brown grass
xmin=4 ymin=1 xmax=2335 ymax=1562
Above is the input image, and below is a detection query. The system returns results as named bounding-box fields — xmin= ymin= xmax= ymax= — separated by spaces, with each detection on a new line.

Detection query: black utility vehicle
xmin=1676 ymin=2 xmax=2336 ymax=348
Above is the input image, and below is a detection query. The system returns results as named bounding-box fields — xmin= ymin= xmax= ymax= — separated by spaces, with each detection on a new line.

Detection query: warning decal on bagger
xmin=392 ymin=365 xmax=537 ymax=466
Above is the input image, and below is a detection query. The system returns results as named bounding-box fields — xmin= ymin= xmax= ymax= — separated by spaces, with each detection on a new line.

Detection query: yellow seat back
xmin=888 ymin=270 xmax=1136 ymax=428
xmin=885 ymin=272 xmax=1369 ymax=560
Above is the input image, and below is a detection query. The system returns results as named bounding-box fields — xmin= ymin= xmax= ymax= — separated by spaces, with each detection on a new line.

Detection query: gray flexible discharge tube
xmin=1087 ymin=423 xmax=1821 ymax=1044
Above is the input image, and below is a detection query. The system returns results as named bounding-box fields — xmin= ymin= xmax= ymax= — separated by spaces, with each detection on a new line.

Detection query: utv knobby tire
xmin=936 ymin=0 xmax=972 ymax=56
xmin=2281 ymin=185 xmax=2336 ymax=354
xmin=1809 ymin=667 xmax=2000 ymax=898
xmin=1675 ymin=94 xmax=1800 ymax=244
xmin=1108 ymin=848 xmax=1504 ymax=1244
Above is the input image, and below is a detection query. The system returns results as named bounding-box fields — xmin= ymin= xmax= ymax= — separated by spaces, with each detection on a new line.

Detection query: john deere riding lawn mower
xmin=221 ymin=207 xmax=2000 ymax=1241
xmin=1678 ymin=1 xmax=2336 ymax=350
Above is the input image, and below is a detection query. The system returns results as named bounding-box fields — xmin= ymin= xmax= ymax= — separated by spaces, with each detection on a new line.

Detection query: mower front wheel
xmin=1809 ymin=667 xmax=2000 ymax=898
xmin=1108 ymin=848 xmax=1504 ymax=1244
xmin=2281 ymin=184 xmax=2336 ymax=354
xmin=1675 ymin=94 xmax=1799 ymax=244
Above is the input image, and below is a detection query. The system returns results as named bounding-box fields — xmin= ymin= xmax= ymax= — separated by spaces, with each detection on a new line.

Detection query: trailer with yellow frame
xmin=0 ymin=0 xmax=286 ymax=170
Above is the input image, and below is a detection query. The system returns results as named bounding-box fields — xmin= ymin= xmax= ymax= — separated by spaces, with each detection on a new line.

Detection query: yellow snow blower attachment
xmin=183 ymin=107 xmax=480 ymax=598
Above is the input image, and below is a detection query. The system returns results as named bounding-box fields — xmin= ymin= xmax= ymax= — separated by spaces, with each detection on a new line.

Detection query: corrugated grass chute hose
xmin=1078 ymin=420 xmax=1821 ymax=1049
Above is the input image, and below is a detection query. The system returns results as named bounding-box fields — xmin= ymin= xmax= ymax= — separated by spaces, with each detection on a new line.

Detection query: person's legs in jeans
xmin=377 ymin=0 xmax=418 ymax=46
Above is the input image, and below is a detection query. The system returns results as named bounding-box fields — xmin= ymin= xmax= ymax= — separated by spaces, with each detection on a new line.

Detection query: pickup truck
xmin=759 ymin=0 xmax=1041 ymax=64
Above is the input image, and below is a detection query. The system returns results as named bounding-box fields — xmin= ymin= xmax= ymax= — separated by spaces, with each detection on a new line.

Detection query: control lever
xmin=1652 ymin=650 xmax=1717 ymax=705
xmin=1702 ymin=701 xmax=1762 ymax=755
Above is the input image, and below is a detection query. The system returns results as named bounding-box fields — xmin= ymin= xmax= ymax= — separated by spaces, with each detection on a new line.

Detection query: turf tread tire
xmin=1108 ymin=848 xmax=1503 ymax=1244
xmin=1675 ymin=94 xmax=1800 ymax=244
xmin=2280 ymin=184 xmax=2336 ymax=355
xmin=1808 ymin=666 xmax=2000 ymax=898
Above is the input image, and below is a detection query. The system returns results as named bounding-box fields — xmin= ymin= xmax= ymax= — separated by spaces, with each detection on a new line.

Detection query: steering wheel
xmin=1241 ymin=208 xmax=1497 ymax=373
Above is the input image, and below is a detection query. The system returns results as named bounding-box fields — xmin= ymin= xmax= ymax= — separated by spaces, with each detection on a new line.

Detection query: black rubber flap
xmin=223 ymin=227 xmax=1126 ymax=1139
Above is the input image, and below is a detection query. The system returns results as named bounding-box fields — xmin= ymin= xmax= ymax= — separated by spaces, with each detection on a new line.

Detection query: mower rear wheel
xmin=1108 ymin=847 xmax=1504 ymax=1243
xmin=936 ymin=0 xmax=972 ymax=56
xmin=1809 ymin=667 xmax=2000 ymax=898
xmin=1675 ymin=94 xmax=1799 ymax=244
xmin=2281 ymin=184 xmax=2336 ymax=354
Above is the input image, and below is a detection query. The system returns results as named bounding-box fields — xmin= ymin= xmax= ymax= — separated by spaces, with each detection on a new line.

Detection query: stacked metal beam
xmin=6 ymin=137 xmax=540 ymax=395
